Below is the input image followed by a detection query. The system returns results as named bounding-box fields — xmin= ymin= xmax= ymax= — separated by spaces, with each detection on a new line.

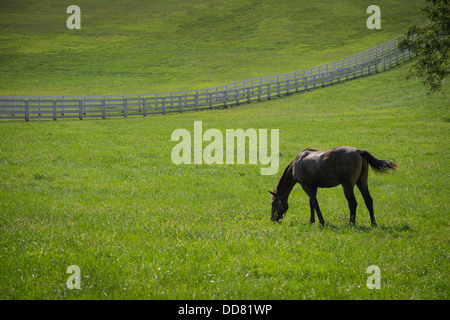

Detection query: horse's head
xmin=269 ymin=190 xmax=288 ymax=222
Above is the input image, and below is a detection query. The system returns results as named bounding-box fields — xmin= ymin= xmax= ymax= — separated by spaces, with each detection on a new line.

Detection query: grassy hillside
xmin=0 ymin=0 xmax=426 ymax=96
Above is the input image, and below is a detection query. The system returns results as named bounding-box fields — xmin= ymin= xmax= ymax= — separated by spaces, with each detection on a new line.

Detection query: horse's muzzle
xmin=271 ymin=211 xmax=285 ymax=222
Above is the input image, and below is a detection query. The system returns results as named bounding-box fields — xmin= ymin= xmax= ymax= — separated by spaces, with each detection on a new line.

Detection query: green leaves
xmin=398 ymin=0 xmax=449 ymax=93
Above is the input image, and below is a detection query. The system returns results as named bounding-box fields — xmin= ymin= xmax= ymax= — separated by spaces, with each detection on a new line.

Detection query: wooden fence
xmin=0 ymin=36 xmax=414 ymax=121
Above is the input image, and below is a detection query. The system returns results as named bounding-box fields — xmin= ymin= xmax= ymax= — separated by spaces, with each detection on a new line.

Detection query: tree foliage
xmin=398 ymin=0 xmax=449 ymax=93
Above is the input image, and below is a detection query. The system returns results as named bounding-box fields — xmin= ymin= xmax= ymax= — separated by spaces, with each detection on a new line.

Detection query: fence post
xmin=360 ymin=58 xmax=364 ymax=77
xmin=138 ymin=95 xmax=142 ymax=113
xmin=162 ymin=97 xmax=166 ymax=115
xmin=195 ymin=93 xmax=198 ymax=111
xmin=25 ymin=100 xmax=29 ymax=121
xmin=179 ymin=96 xmax=183 ymax=112
xmin=143 ymin=98 xmax=147 ymax=117
xmin=52 ymin=100 xmax=57 ymax=121
xmin=78 ymin=100 xmax=83 ymax=120
xmin=102 ymin=98 xmax=106 ymax=119
xmin=208 ymin=93 xmax=213 ymax=109
xmin=124 ymin=98 xmax=128 ymax=118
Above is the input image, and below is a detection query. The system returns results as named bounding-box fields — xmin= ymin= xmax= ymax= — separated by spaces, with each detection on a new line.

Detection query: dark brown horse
xmin=269 ymin=146 xmax=397 ymax=226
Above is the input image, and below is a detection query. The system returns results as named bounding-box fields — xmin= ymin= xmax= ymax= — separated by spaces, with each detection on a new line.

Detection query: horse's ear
xmin=268 ymin=190 xmax=276 ymax=196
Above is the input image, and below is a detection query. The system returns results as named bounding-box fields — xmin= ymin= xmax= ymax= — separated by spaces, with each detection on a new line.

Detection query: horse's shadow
xmin=284 ymin=218 xmax=412 ymax=234
xmin=316 ymin=221 xmax=412 ymax=233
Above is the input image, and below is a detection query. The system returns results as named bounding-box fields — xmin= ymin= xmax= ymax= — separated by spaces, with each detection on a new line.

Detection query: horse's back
xmin=293 ymin=148 xmax=338 ymax=187
xmin=293 ymin=146 xmax=363 ymax=187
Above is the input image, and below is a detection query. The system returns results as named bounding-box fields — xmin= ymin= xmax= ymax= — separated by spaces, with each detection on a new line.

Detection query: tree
xmin=397 ymin=0 xmax=449 ymax=93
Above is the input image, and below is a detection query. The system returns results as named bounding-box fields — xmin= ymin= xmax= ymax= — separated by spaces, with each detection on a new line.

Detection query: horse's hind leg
xmin=356 ymin=162 xmax=377 ymax=227
xmin=309 ymin=198 xmax=315 ymax=223
xmin=342 ymin=183 xmax=357 ymax=224
xmin=308 ymin=187 xmax=317 ymax=223
xmin=357 ymin=182 xmax=376 ymax=227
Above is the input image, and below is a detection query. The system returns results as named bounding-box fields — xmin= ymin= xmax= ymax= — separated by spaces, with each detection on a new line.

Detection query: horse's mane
xmin=274 ymin=160 xmax=294 ymax=195
xmin=302 ymin=147 xmax=318 ymax=152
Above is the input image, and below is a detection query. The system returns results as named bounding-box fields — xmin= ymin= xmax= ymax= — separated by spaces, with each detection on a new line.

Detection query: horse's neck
xmin=276 ymin=162 xmax=297 ymax=200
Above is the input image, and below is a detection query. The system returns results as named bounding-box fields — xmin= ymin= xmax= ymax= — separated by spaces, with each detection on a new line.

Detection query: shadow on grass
xmin=322 ymin=221 xmax=413 ymax=234
xmin=282 ymin=218 xmax=412 ymax=234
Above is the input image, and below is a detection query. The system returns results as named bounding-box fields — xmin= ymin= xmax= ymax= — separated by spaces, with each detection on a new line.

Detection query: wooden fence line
xmin=0 ymin=36 xmax=413 ymax=121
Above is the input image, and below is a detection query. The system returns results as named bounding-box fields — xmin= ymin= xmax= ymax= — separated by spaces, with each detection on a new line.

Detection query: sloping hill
xmin=0 ymin=0 xmax=426 ymax=96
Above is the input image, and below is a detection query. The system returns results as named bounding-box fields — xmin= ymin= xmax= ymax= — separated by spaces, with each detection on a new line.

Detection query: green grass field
xmin=0 ymin=0 xmax=448 ymax=300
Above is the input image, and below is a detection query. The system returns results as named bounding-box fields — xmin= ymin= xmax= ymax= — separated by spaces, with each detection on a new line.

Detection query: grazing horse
xmin=269 ymin=146 xmax=397 ymax=226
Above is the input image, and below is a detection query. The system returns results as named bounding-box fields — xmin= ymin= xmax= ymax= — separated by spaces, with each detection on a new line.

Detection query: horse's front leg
xmin=302 ymin=185 xmax=324 ymax=225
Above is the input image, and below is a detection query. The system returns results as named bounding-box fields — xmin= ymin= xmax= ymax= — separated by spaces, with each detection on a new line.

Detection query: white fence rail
xmin=0 ymin=36 xmax=413 ymax=121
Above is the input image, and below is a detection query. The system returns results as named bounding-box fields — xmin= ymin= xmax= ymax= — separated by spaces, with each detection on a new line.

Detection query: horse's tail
xmin=359 ymin=150 xmax=397 ymax=173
